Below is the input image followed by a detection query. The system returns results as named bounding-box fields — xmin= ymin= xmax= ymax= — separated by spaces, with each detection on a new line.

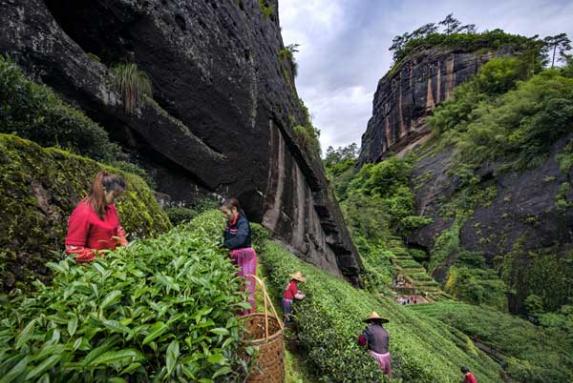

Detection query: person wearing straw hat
xmin=357 ymin=311 xmax=392 ymax=377
xmin=282 ymin=271 xmax=306 ymax=324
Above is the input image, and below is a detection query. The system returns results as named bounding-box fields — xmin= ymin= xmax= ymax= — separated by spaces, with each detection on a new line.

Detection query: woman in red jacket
xmin=65 ymin=171 xmax=128 ymax=263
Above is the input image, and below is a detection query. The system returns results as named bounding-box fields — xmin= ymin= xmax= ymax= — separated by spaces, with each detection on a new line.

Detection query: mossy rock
xmin=0 ymin=134 xmax=171 ymax=291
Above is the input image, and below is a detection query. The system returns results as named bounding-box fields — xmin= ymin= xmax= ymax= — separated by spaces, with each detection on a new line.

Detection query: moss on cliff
xmin=0 ymin=134 xmax=171 ymax=291
xmin=0 ymin=55 xmax=121 ymax=162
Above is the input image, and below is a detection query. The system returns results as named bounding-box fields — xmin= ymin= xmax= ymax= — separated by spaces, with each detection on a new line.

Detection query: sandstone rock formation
xmin=0 ymin=0 xmax=361 ymax=281
xmin=359 ymin=47 xmax=499 ymax=164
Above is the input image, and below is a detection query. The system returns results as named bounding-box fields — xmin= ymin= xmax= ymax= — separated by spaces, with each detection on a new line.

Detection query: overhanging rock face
xmin=0 ymin=0 xmax=361 ymax=282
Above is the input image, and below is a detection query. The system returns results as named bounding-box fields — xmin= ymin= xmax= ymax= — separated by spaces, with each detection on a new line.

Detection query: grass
xmin=111 ymin=63 xmax=153 ymax=114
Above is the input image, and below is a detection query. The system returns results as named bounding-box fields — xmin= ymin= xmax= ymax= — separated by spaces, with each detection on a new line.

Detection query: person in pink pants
xmin=221 ymin=197 xmax=257 ymax=315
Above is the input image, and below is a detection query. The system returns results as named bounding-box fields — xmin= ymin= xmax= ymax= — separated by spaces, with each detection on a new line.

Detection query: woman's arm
xmin=65 ymin=204 xmax=94 ymax=263
xmin=114 ymin=226 xmax=129 ymax=247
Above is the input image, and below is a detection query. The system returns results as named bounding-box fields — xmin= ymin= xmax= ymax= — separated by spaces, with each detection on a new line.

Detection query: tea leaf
xmin=166 ymin=340 xmax=179 ymax=375
xmin=100 ymin=290 xmax=122 ymax=310
xmin=88 ymin=349 xmax=145 ymax=366
xmin=26 ymin=354 xmax=62 ymax=380
xmin=0 ymin=356 xmax=28 ymax=383
xmin=142 ymin=322 xmax=168 ymax=345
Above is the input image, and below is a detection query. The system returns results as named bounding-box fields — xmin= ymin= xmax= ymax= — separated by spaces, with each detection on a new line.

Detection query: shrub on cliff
xmin=0 ymin=134 xmax=171 ymax=292
xmin=393 ymin=28 xmax=535 ymax=64
xmin=111 ymin=63 xmax=153 ymax=114
xmin=447 ymin=70 xmax=573 ymax=170
xmin=345 ymin=156 xmax=431 ymax=235
xmin=0 ymin=211 xmax=247 ymax=382
xmin=0 ymin=56 xmax=121 ymax=162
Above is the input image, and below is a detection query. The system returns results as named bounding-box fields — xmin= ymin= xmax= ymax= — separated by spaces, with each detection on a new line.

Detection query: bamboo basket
xmin=241 ymin=275 xmax=285 ymax=383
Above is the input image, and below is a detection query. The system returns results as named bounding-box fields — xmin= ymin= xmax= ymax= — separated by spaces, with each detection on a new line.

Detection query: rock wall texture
xmin=0 ymin=0 xmax=361 ymax=281
xmin=407 ymin=137 xmax=573 ymax=312
xmin=359 ymin=47 xmax=499 ymax=164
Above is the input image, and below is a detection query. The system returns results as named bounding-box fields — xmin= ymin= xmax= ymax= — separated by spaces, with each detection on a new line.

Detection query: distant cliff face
xmin=0 ymin=0 xmax=361 ymax=281
xmin=359 ymin=47 xmax=500 ymax=164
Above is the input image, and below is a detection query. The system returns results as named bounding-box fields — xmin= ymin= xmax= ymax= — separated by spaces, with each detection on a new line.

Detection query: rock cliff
xmin=359 ymin=47 xmax=499 ymax=164
xmin=0 ymin=0 xmax=361 ymax=281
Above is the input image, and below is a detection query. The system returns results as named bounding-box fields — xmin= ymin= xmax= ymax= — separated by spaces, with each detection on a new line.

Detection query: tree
xmin=439 ymin=13 xmax=461 ymax=35
xmin=324 ymin=143 xmax=359 ymax=166
xmin=458 ymin=24 xmax=477 ymax=34
xmin=543 ymin=33 xmax=572 ymax=68
xmin=389 ymin=32 xmax=411 ymax=60
xmin=411 ymin=23 xmax=438 ymax=39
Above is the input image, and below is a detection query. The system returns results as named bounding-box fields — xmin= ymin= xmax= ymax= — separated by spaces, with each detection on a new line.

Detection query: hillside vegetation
xmin=324 ymin=53 xmax=573 ymax=381
xmin=260 ymin=240 xmax=502 ymax=383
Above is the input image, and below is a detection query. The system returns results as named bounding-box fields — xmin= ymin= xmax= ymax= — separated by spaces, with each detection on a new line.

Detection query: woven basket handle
xmin=252 ymin=275 xmax=284 ymax=339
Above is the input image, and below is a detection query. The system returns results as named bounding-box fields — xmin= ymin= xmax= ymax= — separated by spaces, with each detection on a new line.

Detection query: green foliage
xmin=0 ymin=211 xmax=247 ymax=382
xmin=293 ymin=125 xmax=321 ymax=157
xmin=429 ymin=220 xmax=462 ymax=272
xmin=346 ymin=156 xmax=431 ymax=235
xmin=501 ymin=241 xmax=573 ymax=312
xmin=0 ymin=134 xmax=171 ymax=292
xmin=111 ymin=63 xmax=153 ymax=114
xmin=394 ymin=29 xmax=535 ymax=64
xmin=556 ymin=138 xmax=573 ymax=173
xmin=444 ymin=266 xmax=507 ymax=310
xmin=165 ymin=207 xmax=197 ymax=226
xmin=292 ymin=99 xmax=322 ymax=157
xmin=0 ymin=55 xmax=121 ymax=162
xmin=279 ymin=43 xmax=299 ymax=78
xmin=110 ymin=161 xmax=156 ymax=189
xmin=433 ymin=65 xmax=573 ymax=172
xmin=429 ymin=57 xmax=532 ymax=136
xmin=165 ymin=197 xmax=220 ymax=226
xmin=260 ymin=241 xmax=501 ymax=382
xmin=411 ymin=301 xmax=573 ymax=382
xmin=257 ymin=0 xmax=274 ymax=19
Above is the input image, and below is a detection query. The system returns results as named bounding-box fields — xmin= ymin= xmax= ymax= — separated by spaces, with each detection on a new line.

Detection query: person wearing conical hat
xmin=357 ymin=311 xmax=392 ymax=377
xmin=282 ymin=271 xmax=306 ymax=324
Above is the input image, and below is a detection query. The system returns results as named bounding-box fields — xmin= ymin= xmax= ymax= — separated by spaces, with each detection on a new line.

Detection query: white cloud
xmin=279 ymin=0 xmax=573 ymax=150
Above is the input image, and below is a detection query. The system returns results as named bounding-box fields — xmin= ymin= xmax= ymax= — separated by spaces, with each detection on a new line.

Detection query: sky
xmin=278 ymin=0 xmax=573 ymax=151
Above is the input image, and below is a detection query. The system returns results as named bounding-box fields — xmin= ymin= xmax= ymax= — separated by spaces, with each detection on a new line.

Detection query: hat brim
xmin=363 ymin=317 xmax=389 ymax=324
xmin=291 ymin=274 xmax=306 ymax=282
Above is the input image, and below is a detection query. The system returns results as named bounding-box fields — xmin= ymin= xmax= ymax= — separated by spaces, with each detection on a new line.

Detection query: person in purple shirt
xmin=357 ymin=312 xmax=392 ymax=377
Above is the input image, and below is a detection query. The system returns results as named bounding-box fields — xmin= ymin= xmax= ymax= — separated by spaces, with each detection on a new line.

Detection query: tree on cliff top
xmin=388 ymin=16 xmax=537 ymax=63
xmin=543 ymin=33 xmax=572 ymax=68
xmin=439 ymin=13 xmax=461 ymax=35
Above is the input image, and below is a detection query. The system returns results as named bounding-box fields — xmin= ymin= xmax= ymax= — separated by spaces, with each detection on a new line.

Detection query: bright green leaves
xmin=0 ymin=211 xmax=244 ymax=382
xmin=15 ymin=320 xmax=36 ymax=350
xmin=88 ymin=349 xmax=144 ymax=367
xmin=165 ymin=340 xmax=179 ymax=375
xmin=142 ymin=322 xmax=168 ymax=345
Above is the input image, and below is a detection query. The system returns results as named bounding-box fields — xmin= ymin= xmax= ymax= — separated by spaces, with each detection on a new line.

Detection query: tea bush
xmin=0 ymin=211 xmax=247 ymax=382
xmin=411 ymin=301 xmax=573 ymax=382
xmin=0 ymin=134 xmax=171 ymax=291
xmin=259 ymin=240 xmax=502 ymax=383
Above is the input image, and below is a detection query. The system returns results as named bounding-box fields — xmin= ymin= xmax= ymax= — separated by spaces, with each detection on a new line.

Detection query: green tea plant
xmin=411 ymin=301 xmax=573 ymax=382
xmin=0 ymin=211 xmax=248 ymax=382
xmin=259 ymin=240 xmax=502 ymax=383
xmin=0 ymin=134 xmax=171 ymax=292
